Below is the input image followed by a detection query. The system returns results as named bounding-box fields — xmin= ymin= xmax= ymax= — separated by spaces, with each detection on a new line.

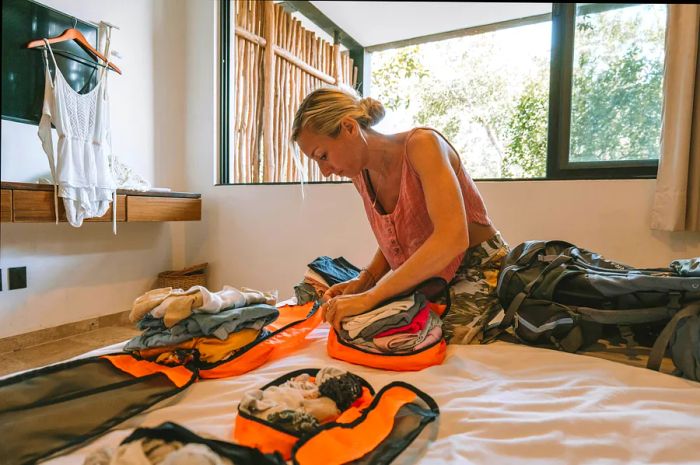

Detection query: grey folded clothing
xmin=125 ymin=303 xmax=279 ymax=351
xmin=339 ymin=293 xmax=427 ymax=341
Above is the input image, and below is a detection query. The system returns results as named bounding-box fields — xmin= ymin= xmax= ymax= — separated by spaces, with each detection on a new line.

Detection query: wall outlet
xmin=9 ymin=266 xmax=27 ymax=290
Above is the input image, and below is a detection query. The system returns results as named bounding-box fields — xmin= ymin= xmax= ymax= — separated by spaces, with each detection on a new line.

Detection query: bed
xmin=25 ymin=322 xmax=699 ymax=465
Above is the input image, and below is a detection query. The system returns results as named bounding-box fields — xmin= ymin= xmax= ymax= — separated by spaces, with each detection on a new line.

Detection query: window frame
xmin=218 ymin=1 xmax=663 ymax=184
xmin=547 ymin=2 xmax=660 ymax=180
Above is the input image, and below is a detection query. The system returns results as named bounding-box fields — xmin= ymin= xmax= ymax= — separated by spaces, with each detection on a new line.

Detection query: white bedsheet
xmin=41 ymin=324 xmax=700 ymax=465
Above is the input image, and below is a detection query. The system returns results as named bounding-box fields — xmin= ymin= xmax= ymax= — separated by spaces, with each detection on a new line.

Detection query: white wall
xmin=182 ymin=1 xmax=700 ymax=300
xmin=0 ymin=0 xmax=187 ymax=338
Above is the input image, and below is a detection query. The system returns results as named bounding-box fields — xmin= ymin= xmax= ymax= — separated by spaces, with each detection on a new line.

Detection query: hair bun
xmin=360 ymin=97 xmax=386 ymax=127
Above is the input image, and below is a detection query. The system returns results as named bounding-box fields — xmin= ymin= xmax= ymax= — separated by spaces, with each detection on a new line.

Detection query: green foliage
xmin=371 ymin=46 xmax=428 ymax=112
xmin=370 ymin=5 xmax=666 ymax=178
xmin=504 ymin=80 xmax=548 ymax=177
xmin=568 ymin=8 xmax=665 ymax=162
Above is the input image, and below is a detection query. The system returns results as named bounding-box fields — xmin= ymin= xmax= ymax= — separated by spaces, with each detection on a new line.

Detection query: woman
xmin=292 ymin=86 xmax=510 ymax=344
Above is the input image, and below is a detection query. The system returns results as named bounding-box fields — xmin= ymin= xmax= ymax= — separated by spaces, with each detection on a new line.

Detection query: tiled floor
xmin=0 ymin=326 xmax=140 ymax=377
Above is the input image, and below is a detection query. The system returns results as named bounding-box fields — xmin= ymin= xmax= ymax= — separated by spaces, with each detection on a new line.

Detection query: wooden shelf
xmin=1 ymin=182 xmax=201 ymax=223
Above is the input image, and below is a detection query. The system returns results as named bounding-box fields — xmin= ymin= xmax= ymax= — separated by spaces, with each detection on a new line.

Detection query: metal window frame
xmin=547 ymin=2 xmax=659 ymax=180
xmin=218 ymin=0 xmax=231 ymax=185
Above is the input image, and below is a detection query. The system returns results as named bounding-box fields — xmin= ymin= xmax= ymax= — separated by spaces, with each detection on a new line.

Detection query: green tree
xmin=569 ymin=7 xmax=665 ymax=162
xmin=503 ymin=79 xmax=548 ymax=177
xmin=371 ymin=5 xmax=666 ymax=178
xmin=371 ymin=46 xmax=428 ymax=112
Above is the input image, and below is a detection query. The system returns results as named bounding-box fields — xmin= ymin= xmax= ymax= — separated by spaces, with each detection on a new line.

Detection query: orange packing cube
xmin=233 ymin=368 xmax=440 ymax=465
xmin=327 ymin=277 xmax=450 ymax=371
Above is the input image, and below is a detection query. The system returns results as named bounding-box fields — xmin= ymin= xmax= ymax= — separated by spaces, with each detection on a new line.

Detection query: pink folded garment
xmin=414 ymin=326 xmax=443 ymax=351
xmin=373 ymin=303 xmax=430 ymax=338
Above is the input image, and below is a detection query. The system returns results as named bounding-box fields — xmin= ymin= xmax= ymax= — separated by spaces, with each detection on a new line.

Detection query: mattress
xmin=31 ymin=324 xmax=700 ymax=465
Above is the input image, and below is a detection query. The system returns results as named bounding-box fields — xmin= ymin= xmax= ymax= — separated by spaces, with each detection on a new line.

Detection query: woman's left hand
xmin=322 ymin=292 xmax=377 ymax=332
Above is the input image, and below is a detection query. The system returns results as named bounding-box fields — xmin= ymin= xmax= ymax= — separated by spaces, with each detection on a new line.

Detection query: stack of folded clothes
xmin=337 ymin=293 xmax=443 ymax=354
xmin=125 ymin=285 xmax=279 ymax=365
xmin=294 ymin=256 xmax=361 ymax=305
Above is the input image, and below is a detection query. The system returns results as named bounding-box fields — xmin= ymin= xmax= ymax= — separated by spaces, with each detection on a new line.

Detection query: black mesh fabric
xmin=0 ymin=355 xmax=195 ymax=465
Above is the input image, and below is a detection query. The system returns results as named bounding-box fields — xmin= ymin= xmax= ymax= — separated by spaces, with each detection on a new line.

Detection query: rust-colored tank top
xmin=351 ymin=127 xmax=491 ymax=283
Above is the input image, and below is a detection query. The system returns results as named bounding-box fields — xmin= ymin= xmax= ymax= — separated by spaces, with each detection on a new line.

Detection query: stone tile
xmin=0 ymin=354 xmax=27 ymax=377
xmin=8 ymin=338 xmax=96 ymax=371
xmin=69 ymin=326 xmax=140 ymax=347
xmin=98 ymin=311 xmax=132 ymax=328
xmin=0 ymin=311 xmax=132 ymax=353
xmin=0 ymin=326 xmax=142 ymax=377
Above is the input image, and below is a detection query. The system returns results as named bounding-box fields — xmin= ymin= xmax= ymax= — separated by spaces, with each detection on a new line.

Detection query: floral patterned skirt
xmin=441 ymin=232 xmax=511 ymax=345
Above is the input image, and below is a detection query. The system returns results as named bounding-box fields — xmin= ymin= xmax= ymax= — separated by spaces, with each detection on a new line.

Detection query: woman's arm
xmin=323 ymin=247 xmax=391 ymax=300
xmin=363 ymin=246 xmax=392 ymax=286
xmin=324 ymin=130 xmax=469 ymax=329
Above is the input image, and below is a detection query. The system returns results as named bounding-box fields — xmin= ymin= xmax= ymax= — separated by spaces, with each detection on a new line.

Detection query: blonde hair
xmin=291 ymin=85 xmax=385 ymax=141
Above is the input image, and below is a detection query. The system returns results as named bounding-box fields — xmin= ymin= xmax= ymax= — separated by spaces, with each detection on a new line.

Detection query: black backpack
xmin=491 ymin=240 xmax=700 ymax=379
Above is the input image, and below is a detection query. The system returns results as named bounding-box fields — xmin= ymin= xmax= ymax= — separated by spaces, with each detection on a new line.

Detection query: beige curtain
xmin=651 ymin=4 xmax=700 ymax=232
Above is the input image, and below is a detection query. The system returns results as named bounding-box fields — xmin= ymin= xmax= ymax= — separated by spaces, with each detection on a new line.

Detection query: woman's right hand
xmin=322 ymin=270 xmax=375 ymax=301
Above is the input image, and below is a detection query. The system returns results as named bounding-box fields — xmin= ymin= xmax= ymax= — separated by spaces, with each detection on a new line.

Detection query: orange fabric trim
xmin=294 ymin=386 xmax=418 ymax=465
xmin=326 ymin=329 xmax=446 ymax=371
xmin=334 ymin=386 xmax=374 ymax=424
xmin=101 ymin=354 xmax=194 ymax=388
xmin=233 ymin=415 xmax=298 ymax=461
xmin=427 ymin=302 xmax=447 ymax=317
xmin=199 ymin=302 xmax=323 ymax=379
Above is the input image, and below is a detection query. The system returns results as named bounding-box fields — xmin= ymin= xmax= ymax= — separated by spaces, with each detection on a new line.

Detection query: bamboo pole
xmin=280 ymin=62 xmax=288 ymax=182
xmin=275 ymin=46 xmax=334 ymax=84
xmin=352 ymin=59 xmax=357 ymax=87
xmin=235 ymin=39 xmax=244 ymax=183
xmin=273 ymin=58 xmax=279 ymax=183
xmin=248 ymin=22 xmax=256 ymax=183
xmin=250 ymin=43 xmax=256 ymax=183
xmin=235 ymin=26 xmax=266 ymax=47
xmin=332 ymin=43 xmax=341 ymax=84
xmin=262 ymin=1 xmax=275 ymax=182
xmin=246 ymin=41 xmax=259 ymax=183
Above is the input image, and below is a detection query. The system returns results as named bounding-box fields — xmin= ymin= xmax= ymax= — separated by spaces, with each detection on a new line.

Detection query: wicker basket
xmin=156 ymin=262 xmax=208 ymax=290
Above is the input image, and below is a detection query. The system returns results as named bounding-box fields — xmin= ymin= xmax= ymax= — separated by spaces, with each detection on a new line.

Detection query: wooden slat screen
xmin=233 ymin=0 xmax=357 ymax=183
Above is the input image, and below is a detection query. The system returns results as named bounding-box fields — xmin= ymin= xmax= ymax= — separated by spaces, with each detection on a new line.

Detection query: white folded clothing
xmin=341 ymin=296 xmax=416 ymax=340
xmin=149 ymin=285 xmax=278 ymax=318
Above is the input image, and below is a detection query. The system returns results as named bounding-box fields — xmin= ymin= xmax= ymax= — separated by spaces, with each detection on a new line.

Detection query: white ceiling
xmin=309 ymin=2 xmax=552 ymax=48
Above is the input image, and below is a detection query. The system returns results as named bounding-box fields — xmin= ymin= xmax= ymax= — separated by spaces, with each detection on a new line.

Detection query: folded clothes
xmin=129 ymin=285 xmax=277 ymax=325
xmin=373 ymin=311 xmax=441 ymax=353
xmin=294 ymin=282 xmax=318 ymax=306
xmin=340 ymin=294 xmax=427 ymax=341
xmin=304 ymin=277 xmax=330 ymax=299
xmin=125 ymin=304 xmax=278 ymax=351
xmin=373 ymin=303 xmax=430 ymax=338
xmin=136 ymin=328 xmax=262 ymax=364
xmin=308 ymin=256 xmax=360 ymax=286
xmin=414 ymin=325 xmax=443 ymax=351
xmin=304 ymin=269 xmax=329 ymax=287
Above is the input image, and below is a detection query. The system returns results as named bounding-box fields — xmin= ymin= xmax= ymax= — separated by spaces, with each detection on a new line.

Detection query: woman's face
xmin=296 ymin=118 xmax=366 ymax=178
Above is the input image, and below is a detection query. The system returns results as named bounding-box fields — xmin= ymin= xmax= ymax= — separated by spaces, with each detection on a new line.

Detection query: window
xmin=219 ymin=3 xmax=668 ymax=183
xmin=370 ymin=3 xmax=667 ymax=180
xmin=561 ymin=3 xmax=666 ymax=177
xmin=371 ymin=17 xmax=552 ymax=180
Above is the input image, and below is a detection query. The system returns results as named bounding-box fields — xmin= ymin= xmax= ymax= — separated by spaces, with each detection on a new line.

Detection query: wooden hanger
xmin=26 ymin=28 xmax=122 ymax=75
